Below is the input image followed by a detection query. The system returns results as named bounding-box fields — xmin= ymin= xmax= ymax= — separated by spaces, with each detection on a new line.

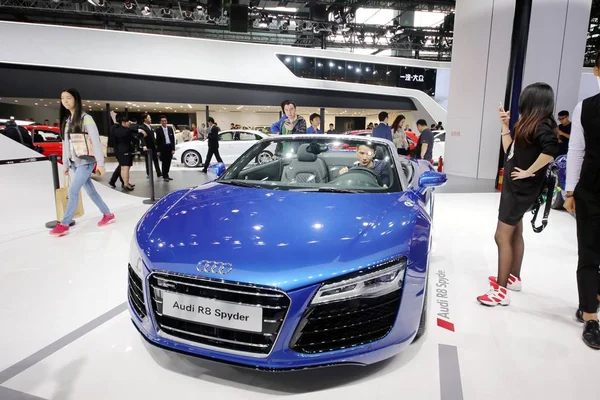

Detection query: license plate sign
xmin=161 ymin=291 xmax=263 ymax=333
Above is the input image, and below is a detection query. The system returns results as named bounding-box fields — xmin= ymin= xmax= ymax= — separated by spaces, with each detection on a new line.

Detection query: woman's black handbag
xmin=528 ymin=168 xmax=557 ymax=233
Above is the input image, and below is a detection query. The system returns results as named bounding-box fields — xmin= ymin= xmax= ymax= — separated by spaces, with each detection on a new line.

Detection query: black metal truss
xmin=0 ymin=0 xmax=453 ymax=59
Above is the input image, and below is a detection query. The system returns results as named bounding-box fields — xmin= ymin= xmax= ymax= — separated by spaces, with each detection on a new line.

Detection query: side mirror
xmin=418 ymin=171 xmax=447 ymax=188
xmin=208 ymin=162 xmax=226 ymax=178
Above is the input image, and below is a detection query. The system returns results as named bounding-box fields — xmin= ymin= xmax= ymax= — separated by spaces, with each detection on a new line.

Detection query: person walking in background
xmin=201 ymin=117 xmax=223 ymax=173
xmin=414 ymin=119 xmax=434 ymax=161
xmin=307 ymin=113 xmax=323 ymax=134
xmin=50 ymin=88 xmax=114 ymax=237
xmin=155 ymin=115 xmax=175 ymax=182
xmin=477 ymin=82 xmax=558 ymax=306
xmin=557 ymin=110 xmax=571 ymax=156
xmin=138 ymin=113 xmax=162 ymax=179
xmin=564 ymin=54 xmax=600 ymax=349
xmin=107 ymin=115 xmax=124 ymax=187
xmin=372 ymin=112 xmax=392 ymax=141
xmin=109 ymin=113 xmax=136 ymax=191
xmin=391 ymin=114 xmax=409 ymax=155
xmin=327 ymin=123 xmax=337 ymax=134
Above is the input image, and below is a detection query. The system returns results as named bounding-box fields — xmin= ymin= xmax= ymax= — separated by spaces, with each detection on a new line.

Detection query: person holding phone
xmin=477 ymin=83 xmax=558 ymax=307
xmin=270 ymin=100 xmax=306 ymax=135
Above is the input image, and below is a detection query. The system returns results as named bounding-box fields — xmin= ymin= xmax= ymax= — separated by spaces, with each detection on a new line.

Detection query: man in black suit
xmin=201 ymin=117 xmax=224 ymax=173
xmin=139 ymin=113 xmax=162 ymax=178
xmin=155 ymin=115 xmax=175 ymax=181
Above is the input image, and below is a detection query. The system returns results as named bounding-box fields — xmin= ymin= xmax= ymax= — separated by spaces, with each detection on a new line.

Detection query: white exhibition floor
xmin=0 ymin=183 xmax=595 ymax=399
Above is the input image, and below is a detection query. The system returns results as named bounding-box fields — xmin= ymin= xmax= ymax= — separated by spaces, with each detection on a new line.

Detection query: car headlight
xmin=311 ymin=259 xmax=407 ymax=305
xmin=129 ymin=235 xmax=144 ymax=278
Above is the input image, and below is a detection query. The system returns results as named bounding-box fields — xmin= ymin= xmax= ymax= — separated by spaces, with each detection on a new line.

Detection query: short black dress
xmin=498 ymin=119 xmax=558 ymax=226
xmin=113 ymin=125 xmax=136 ymax=167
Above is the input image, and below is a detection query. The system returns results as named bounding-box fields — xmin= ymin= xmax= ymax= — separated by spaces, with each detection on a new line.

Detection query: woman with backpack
xmin=49 ymin=88 xmax=114 ymax=237
xmin=477 ymin=82 xmax=558 ymax=306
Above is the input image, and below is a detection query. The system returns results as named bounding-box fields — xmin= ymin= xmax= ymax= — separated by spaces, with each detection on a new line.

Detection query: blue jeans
xmin=62 ymin=163 xmax=111 ymax=225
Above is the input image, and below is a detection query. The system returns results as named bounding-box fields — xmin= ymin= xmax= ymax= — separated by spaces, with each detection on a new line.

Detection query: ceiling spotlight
xmin=161 ymin=8 xmax=173 ymax=18
xmin=141 ymin=5 xmax=151 ymax=16
xmin=87 ymin=0 xmax=106 ymax=6
xmin=183 ymin=10 xmax=194 ymax=20
xmin=124 ymin=1 xmax=135 ymax=11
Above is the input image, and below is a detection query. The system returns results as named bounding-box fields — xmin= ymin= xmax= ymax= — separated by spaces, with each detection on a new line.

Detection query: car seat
xmin=281 ymin=143 xmax=329 ymax=183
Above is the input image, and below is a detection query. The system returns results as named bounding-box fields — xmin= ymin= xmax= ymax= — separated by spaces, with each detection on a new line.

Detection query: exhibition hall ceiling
xmin=0 ymin=98 xmax=404 ymax=117
xmin=0 ymin=0 xmax=456 ymax=61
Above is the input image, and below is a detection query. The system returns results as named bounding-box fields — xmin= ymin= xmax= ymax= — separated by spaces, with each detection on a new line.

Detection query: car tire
xmin=256 ymin=150 xmax=273 ymax=165
xmin=550 ymin=169 xmax=564 ymax=210
xmin=412 ymin=278 xmax=428 ymax=343
xmin=182 ymin=150 xmax=202 ymax=168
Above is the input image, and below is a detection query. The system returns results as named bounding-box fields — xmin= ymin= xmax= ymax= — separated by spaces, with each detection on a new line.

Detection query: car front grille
xmin=290 ymin=289 xmax=402 ymax=354
xmin=128 ymin=265 xmax=147 ymax=319
xmin=148 ymin=272 xmax=290 ymax=356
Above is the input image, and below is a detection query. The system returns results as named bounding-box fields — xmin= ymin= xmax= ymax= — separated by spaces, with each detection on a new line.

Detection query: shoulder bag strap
xmin=531 ymin=171 xmax=556 ymax=233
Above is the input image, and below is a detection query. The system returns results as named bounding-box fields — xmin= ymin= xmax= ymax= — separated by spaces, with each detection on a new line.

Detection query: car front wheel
xmin=256 ymin=150 xmax=273 ymax=164
xmin=182 ymin=150 xmax=202 ymax=168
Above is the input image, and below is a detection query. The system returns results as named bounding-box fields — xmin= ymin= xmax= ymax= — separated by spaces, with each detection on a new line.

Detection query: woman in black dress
xmin=111 ymin=114 xmax=136 ymax=191
xmin=478 ymin=82 xmax=558 ymax=307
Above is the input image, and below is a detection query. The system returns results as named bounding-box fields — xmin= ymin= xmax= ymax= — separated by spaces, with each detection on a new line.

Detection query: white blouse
xmin=565 ymin=102 xmax=585 ymax=192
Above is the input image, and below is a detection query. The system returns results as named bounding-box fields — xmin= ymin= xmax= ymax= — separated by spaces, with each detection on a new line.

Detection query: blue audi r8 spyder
xmin=128 ymin=135 xmax=447 ymax=370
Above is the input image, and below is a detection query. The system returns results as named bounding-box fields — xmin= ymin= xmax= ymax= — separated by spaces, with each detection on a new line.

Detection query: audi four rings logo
xmin=196 ymin=260 xmax=233 ymax=275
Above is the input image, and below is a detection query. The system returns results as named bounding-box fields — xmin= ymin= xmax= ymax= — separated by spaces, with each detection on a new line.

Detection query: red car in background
xmin=0 ymin=120 xmax=62 ymax=161
xmin=329 ymin=129 xmax=419 ymax=153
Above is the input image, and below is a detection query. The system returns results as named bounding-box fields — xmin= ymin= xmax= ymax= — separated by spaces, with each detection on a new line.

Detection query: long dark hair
xmin=514 ymin=82 xmax=556 ymax=145
xmin=59 ymin=88 xmax=84 ymax=137
xmin=391 ymin=114 xmax=405 ymax=131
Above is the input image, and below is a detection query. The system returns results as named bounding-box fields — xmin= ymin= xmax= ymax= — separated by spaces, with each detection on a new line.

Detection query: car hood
xmin=137 ymin=183 xmax=424 ymax=291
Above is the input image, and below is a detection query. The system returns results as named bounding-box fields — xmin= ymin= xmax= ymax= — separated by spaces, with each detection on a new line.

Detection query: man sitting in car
xmin=338 ymin=143 xmax=390 ymax=187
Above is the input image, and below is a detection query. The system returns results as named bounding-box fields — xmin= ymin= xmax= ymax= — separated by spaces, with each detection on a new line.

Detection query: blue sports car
xmin=128 ymin=135 xmax=447 ymax=370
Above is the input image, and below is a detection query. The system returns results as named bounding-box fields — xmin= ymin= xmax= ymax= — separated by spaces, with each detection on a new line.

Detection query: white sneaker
xmin=489 ymin=274 xmax=522 ymax=292
xmin=477 ymin=282 xmax=510 ymax=307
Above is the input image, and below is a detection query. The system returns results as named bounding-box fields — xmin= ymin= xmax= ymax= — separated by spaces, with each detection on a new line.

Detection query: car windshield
xmin=219 ymin=136 xmax=403 ymax=193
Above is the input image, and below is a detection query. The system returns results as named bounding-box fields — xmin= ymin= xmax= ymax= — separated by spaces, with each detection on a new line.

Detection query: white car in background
xmin=432 ymin=130 xmax=446 ymax=165
xmin=173 ymin=129 xmax=272 ymax=167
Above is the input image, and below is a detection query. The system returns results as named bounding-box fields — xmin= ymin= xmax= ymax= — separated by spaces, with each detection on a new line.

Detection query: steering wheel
xmin=332 ymin=167 xmax=381 ymax=187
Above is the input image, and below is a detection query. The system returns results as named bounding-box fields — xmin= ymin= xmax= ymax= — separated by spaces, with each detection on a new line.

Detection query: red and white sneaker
xmin=49 ymin=223 xmax=70 ymax=237
xmin=477 ymin=281 xmax=510 ymax=307
xmin=98 ymin=213 xmax=115 ymax=227
xmin=489 ymin=274 xmax=522 ymax=291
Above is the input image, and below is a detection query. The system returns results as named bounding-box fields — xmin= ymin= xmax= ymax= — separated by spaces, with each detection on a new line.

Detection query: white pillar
xmin=444 ymin=0 xmax=591 ymax=180
xmin=522 ymin=0 xmax=592 ymax=114
xmin=443 ymin=0 xmax=516 ymax=179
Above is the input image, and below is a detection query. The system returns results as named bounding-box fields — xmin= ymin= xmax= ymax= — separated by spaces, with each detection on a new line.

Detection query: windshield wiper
xmin=290 ymin=187 xmax=365 ymax=193
xmin=218 ymin=180 xmax=264 ymax=189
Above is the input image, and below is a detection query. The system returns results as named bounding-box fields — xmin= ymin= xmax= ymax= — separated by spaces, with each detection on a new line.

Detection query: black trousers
xmin=575 ymin=186 xmax=600 ymax=313
xmin=203 ymin=147 xmax=223 ymax=171
xmin=109 ymin=165 xmax=123 ymax=185
xmin=144 ymin=149 xmax=162 ymax=176
xmin=159 ymin=150 xmax=172 ymax=179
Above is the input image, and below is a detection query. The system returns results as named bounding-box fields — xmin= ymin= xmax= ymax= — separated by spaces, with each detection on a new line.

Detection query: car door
xmin=220 ymin=131 xmax=261 ymax=164
xmin=217 ymin=131 xmax=236 ymax=164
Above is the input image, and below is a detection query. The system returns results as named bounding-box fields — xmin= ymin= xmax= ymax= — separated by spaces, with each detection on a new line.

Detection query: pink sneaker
xmin=98 ymin=214 xmax=115 ymax=227
xmin=489 ymin=274 xmax=522 ymax=291
xmin=50 ymin=223 xmax=70 ymax=237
